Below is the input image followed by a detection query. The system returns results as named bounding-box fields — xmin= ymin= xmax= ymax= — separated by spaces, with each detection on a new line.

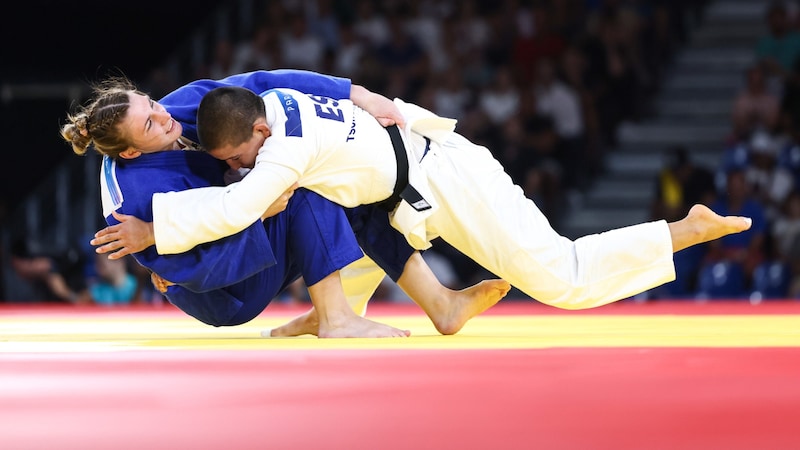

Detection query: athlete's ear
xmin=118 ymin=148 xmax=142 ymax=159
xmin=253 ymin=122 xmax=271 ymax=140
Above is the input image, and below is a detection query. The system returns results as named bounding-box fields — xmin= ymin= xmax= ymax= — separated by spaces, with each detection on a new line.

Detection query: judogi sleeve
xmin=104 ymin=152 xmax=277 ymax=292
xmin=151 ymin=134 xmax=308 ymax=254
xmin=160 ymin=69 xmax=351 ymax=144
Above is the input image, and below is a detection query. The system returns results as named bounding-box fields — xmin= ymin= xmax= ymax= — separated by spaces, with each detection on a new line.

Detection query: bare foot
xmin=268 ymin=309 xmax=410 ymax=338
xmin=318 ymin=315 xmax=410 ymax=338
xmin=429 ymin=279 xmax=511 ymax=335
xmin=266 ymin=309 xmax=319 ymax=337
xmin=670 ymin=204 xmax=752 ymax=252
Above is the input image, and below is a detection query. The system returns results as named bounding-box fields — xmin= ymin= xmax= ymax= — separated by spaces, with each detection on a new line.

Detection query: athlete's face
xmin=207 ymin=130 xmax=265 ymax=170
xmin=120 ymin=92 xmax=183 ymax=153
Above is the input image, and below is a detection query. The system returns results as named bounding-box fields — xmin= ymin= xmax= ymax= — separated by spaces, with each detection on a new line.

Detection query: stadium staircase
xmin=559 ymin=0 xmax=766 ymax=239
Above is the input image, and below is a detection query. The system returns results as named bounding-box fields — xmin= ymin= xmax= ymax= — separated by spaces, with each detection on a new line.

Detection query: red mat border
xmin=2 ymin=347 xmax=799 ymax=450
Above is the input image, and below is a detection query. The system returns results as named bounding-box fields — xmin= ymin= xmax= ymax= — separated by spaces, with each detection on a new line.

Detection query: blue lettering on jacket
xmin=263 ymin=89 xmax=303 ymax=137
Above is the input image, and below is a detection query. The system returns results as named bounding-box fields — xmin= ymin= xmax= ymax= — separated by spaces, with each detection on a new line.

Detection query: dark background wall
xmin=1 ymin=0 xmax=223 ymax=213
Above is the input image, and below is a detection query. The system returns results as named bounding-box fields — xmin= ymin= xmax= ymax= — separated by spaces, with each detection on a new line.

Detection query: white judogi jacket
xmin=152 ymin=88 xmax=445 ymax=254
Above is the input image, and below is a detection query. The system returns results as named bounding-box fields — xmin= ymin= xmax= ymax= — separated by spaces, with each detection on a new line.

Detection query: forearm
xmin=152 ymin=187 xmax=262 ymax=254
xmin=349 ymin=84 xmax=371 ymax=106
xmin=349 ymin=84 xmax=386 ymax=113
xmin=152 ymin=166 xmax=294 ymax=254
xmin=349 ymin=84 xmax=405 ymax=128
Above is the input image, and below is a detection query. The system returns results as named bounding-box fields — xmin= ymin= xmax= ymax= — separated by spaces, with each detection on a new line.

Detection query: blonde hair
xmin=60 ymin=76 xmax=144 ymax=158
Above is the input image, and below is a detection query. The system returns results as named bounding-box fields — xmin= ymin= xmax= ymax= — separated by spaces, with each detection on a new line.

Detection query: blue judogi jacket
xmin=104 ymin=151 xmax=274 ymax=291
xmin=160 ymin=69 xmax=351 ymax=146
xmin=105 ymin=151 xmax=365 ymax=326
xmin=104 ymin=151 xmax=281 ymax=325
xmin=102 ymin=70 xmax=352 ymax=326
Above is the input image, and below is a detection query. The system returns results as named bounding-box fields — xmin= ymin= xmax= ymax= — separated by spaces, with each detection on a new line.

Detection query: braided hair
xmin=60 ymin=76 xmax=145 ymax=158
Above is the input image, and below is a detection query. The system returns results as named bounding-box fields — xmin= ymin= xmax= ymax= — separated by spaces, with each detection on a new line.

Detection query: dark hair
xmin=197 ymin=86 xmax=266 ymax=151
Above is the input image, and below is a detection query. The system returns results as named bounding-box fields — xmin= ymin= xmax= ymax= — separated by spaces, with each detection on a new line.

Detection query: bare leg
xmin=396 ymin=252 xmax=511 ymax=335
xmin=308 ymin=271 xmax=410 ymax=338
xmin=669 ymin=204 xmax=752 ymax=253
xmin=268 ymin=252 xmax=510 ymax=337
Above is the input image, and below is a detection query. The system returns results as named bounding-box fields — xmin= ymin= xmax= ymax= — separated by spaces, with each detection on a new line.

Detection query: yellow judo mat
xmin=3 ymin=301 xmax=800 ymax=450
xmin=3 ymin=302 xmax=800 ymax=352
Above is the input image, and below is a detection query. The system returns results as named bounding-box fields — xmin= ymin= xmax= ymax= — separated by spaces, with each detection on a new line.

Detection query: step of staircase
xmin=690 ymin=23 xmax=765 ymax=48
xmin=655 ymin=98 xmax=732 ymax=121
xmin=603 ymin=150 xmax=720 ymax=175
xmin=661 ymin=73 xmax=743 ymax=92
xmin=560 ymin=207 xmax=651 ymax=240
xmin=673 ymin=48 xmax=756 ymax=73
xmin=704 ymin=0 xmax=770 ymax=20
xmin=557 ymin=0 xmax=760 ymax=240
xmin=581 ymin=177 xmax=653 ymax=209
xmin=616 ymin=122 xmax=730 ymax=146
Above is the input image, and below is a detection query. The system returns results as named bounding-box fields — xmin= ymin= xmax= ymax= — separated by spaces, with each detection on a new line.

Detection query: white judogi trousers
xmin=418 ymin=133 xmax=675 ymax=310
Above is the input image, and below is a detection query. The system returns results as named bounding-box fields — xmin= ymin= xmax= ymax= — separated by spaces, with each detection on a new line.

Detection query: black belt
xmin=376 ymin=125 xmax=433 ymax=213
xmin=377 ymin=124 xmax=410 ymax=211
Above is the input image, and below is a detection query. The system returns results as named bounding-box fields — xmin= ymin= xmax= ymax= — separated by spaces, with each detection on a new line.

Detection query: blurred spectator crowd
xmin=647 ymin=0 xmax=800 ymax=302
xmin=19 ymin=0 xmax=800 ymax=305
xmin=154 ymin=0 xmax=704 ymax=302
xmin=144 ymin=0 xmax=702 ymax=228
xmin=8 ymin=237 xmax=165 ymax=306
